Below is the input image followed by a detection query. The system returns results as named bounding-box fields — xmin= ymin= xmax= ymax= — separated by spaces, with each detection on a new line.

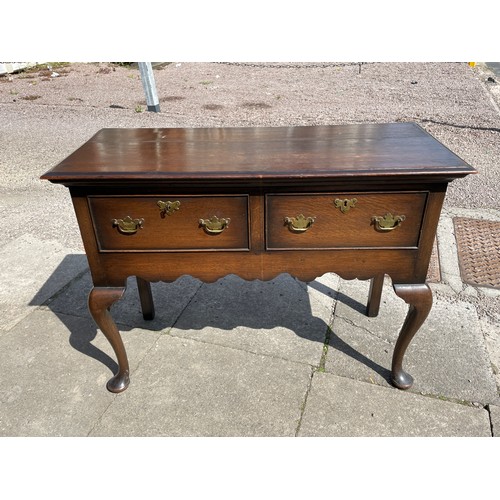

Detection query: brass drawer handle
xmin=334 ymin=198 xmax=357 ymax=213
xmin=157 ymin=200 xmax=180 ymax=217
xmin=199 ymin=216 xmax=231 ymax=234
xmin=284 ymin=214 xmax=316 ymax=233
xmin=112 ymin=216 xmax=144 ymax=234
xmin=372 ymin=213 xmax=406 ymax=231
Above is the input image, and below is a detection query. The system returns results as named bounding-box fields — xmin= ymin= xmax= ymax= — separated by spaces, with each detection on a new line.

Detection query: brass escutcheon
xmin=112 ymin=216 xmax=144 ymax=234
xmin=372 ymin=213 xmax=406 ymax=231
xmin=199 ymin=215 xmax=231 ymax=234
xmin=157 ymin=200 xmax=180 ymax=218
xmin=284 ymin=214 xmax=316 ymax=233
xmin=334 ymin=198 xmax=357 ymax=213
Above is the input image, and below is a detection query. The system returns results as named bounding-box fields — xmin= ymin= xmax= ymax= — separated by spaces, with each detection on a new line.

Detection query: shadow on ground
xmin=29 ymin=254 xmax=392 ymax=384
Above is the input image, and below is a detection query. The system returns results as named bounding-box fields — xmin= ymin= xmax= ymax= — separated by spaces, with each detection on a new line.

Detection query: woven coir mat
xmin=453 ymin=217 xmax=500 ymax=289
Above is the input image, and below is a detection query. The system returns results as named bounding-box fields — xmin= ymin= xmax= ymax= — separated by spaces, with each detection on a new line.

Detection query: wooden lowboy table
xmin=41 ymin=123 xmax=476 ymax=393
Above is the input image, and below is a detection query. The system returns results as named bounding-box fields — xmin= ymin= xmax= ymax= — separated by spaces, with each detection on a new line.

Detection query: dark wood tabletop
xmin=41 ymin=123 xmax=475 ymax=184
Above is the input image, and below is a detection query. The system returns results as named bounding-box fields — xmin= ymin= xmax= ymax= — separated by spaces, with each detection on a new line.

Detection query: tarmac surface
xmin=0 ymin=62 xmax=499 ymax=437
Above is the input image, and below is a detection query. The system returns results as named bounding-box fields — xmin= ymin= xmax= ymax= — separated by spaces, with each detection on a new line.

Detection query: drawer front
xmin=89 ymin=195 xmax=249 ymax=251
xmin=266 ymin=192 xmax=427 ymax=250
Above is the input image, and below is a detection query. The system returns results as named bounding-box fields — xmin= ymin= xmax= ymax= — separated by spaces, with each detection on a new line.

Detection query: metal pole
xmin=138 ymin=62 xmax=160 ymax=112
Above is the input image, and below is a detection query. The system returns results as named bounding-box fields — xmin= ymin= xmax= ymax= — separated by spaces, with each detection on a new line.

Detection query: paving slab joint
xmin=165 ymin=280 xmax=204 ymax=334
xmin=413 ymin=389 xmax=486 ymax=409
xmin=294 ymin=367 xmax=315 ymax=437
xmin=486 ymin=405 xmax=496 ymax=437
xmin=317 ymin=291 xmax=338 ymax=372
xmin=38 ymin=267 xmax=90 ymax=310
xmin=86 ymin=394 xmax=120 ymax=437
xmin=317 ymin=325 xmax=332 ymax=373
xmin=335 ymin=313 xmax=395 ymax=345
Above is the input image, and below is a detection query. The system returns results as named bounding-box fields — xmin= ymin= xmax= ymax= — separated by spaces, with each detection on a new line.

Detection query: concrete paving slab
xmin=325 ymin=278 xmax=499 ymax=405
xmin=46 ymin=270 xmax=202 ymax=331
xmin=0 ymin=235 xmax=88 ymax=332
xmin=437 ymin=215 xmax=466 ymax=294
xmin=488 ymin=404 xmax=500 ymax=436
xmin=480 ymin=317 xmax=500 ymax=391
xmin=0 ymin=310 xmax=161 ymax=436
xmin=303 ymin=272 xmax=341 ymax=311
xmin=298 ymin=372 xmax=492 ymax=436
xmin=90 ymin=335 xmax=313 ymax=436
xmin=0 ymin=188 xmax=84 ymax=251
xmin=169 ymin=273 xmax=333 ymax=366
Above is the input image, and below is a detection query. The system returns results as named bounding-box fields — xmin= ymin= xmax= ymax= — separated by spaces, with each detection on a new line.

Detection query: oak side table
xmin=41 ymin=123 xmax=476 ymax=393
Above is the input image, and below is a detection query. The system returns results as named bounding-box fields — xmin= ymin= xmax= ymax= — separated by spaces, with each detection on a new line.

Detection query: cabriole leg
xmin=391 ymin=283 xmax=433 ymax=390
xmin=88 ymin=286 xmax=129 ymax=393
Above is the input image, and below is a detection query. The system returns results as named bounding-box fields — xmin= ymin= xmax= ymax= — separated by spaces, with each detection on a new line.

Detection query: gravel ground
xmin=1 ymin=61 xmax=499 ymax=207
xmin=0 ymin=61 xmax=498 ymax=242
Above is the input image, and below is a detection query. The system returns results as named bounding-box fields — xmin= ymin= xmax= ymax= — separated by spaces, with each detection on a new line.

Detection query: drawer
xmin=266 ymin=192 xmax=427 ymax=250
xmin=89 ymin=195 xmax=249 ymax=251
